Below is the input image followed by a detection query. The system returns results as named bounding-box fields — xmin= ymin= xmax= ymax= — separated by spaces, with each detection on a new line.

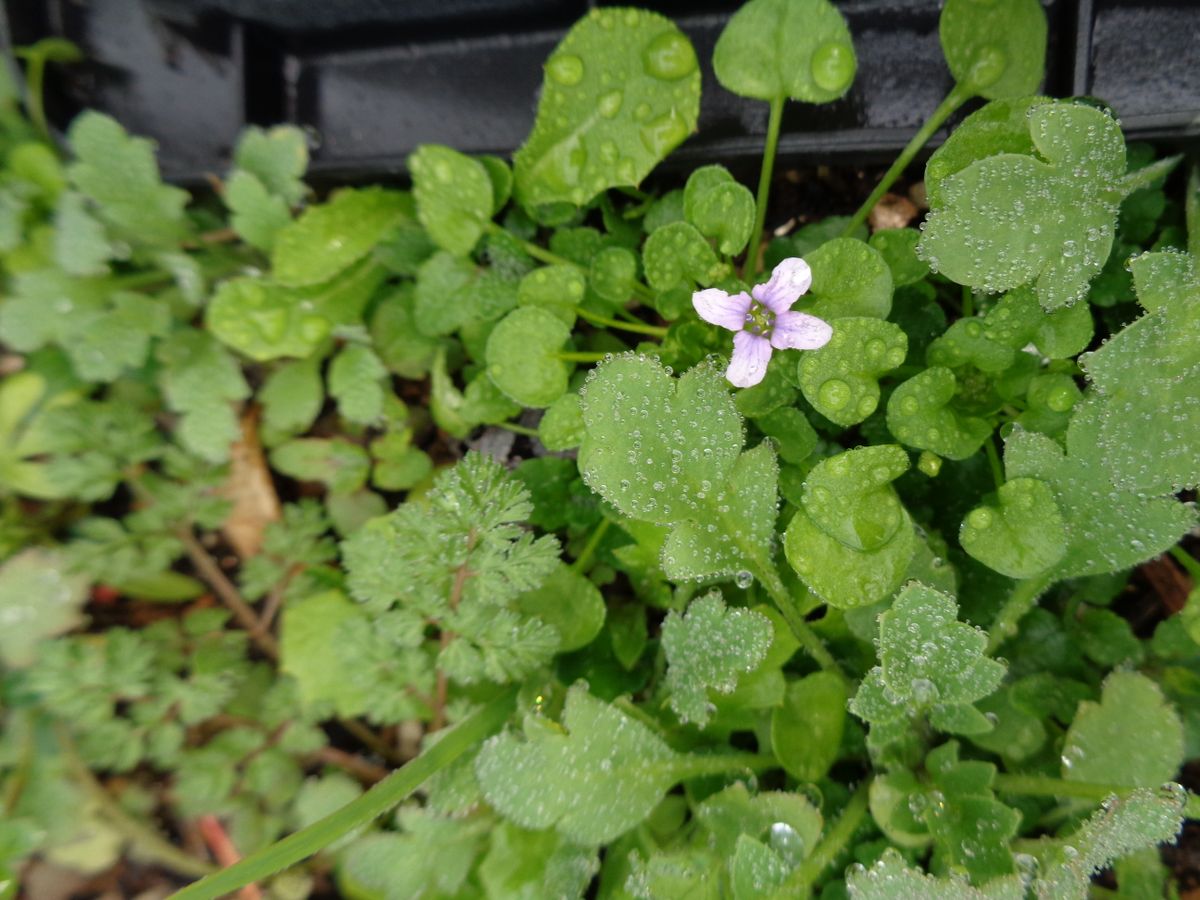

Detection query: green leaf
xmin=538 ymin=392 xmax=586 ymax=451
xmin=476 ymin=685 xmax=681 ymax=844
xmin=850 ymin=583 xmax=1006 ymax=732
xmin=370 ymin=432 xmax=432 ymax=492
xmin=712 ymin=0 xmax=856 ymax=103
xmin=797 ymin=317 xmax=907 ymax=425
xmin=1033 ymin=787 xmax=1186 ymax=900
xmin=1080 ymin=251 xmax=1200 ymax=493
xmin=848 ymin=848 xmax=1025 ymax=900
xmin=869 ymin=228 xmax=929 ymax=287
xmin=661 ymin=592 xmax=772 ymax=727
xmin=1004 ymin=399 xmax=1195 ymax=577
xmin=959 ymin=477 xmax=1067 ymax=578
xmin=770 ymin=670 xmax=847 ymax=782
xmin=0 ymin=549 xmax=88 ymax=667
xmin=370 ymin=285 xmax=443 ymax=379
xmin=270 ymin=438 xmax=371 ymax=493
xmin=799 ymin=238 xmax=893 ymax=319
xmin=589 ymin=246 xmax=639 ymax=305
xmin=683 ymin=165 xmax=755 ymax=256
xmin=271 ymin=187 xmax=408 ymax=288
xmin=514 ymin=562 xmax=606 ymax=652
xmin=1061 ymin=671 xmax=1184 ymax=788
xmin=518 ymin=264 xmax=586 ymax=326
xmin=730 ymin=837 xmax=789 ymax=899
xmin=486 ymin=307 xmax=573 ymax=408
xmin=259 ymin=358 xmax=323 ymax=441
xmin=225 ymin=171 xmax=290 ymax=252
xmin=66 ymin=111 xmax=188 ymax=246
xmin=514 ymin=8 xmax=701 ymax=207
xmin=784 ymin=506 xmax=916 ymax=610
xmin=53 ymin=190 xmax=115 ymax=276
xmin=939 ymin=0 xmax=1047 ymax=99
xmin=643 ymin=221 xmax=730 ymax=291
xmin=409 ymin=145 xmax=494 ymax=256
xmin=887 ymin=367 xmax=992 ymax=460
xmin=578 ymin=353 xmax=742 ymax=525
xmin=328 ymin=345 xmax=388 ymax=425
xmin=799 ymin=445 xmax=910 ymax=552
xmin=233 ymin=125 xmax=308 ymax=206
xmin=478 ymin=821 xmax=598 ymax=900
xmin=919 ymin=101 xmax=1127 ymax=309
xmin=280 ymin=591 xmax=370 ymax=715
xmin=156 ymin=330 xmax=250 ymax=463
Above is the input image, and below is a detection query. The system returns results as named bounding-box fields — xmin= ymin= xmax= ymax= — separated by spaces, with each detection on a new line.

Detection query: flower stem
xmin=1170 ymin=545 xmax=1200 ymax=581
xmin=745 ymin=94 xmax=786 ymax=280
xmin=495 ymin=420 xmax=540 ymax=438
xmin=554 ymin=350 xmax=610 ymax=363
xmin=573 ymin=306 xmax=668 ymax=337
xmin=1187 ymin=165 xmax=1200 ymax=261
xmin=173 ymin=688 xmax=518 ymax=900
xmin=570 ymin=517 xmax=612 ymax=574
xmin=776 ymin=778 xmax=871 ymax=899
xmin=751 ymin=556 xmax=848 ymax=686
xmin=993 ymin=773 xmax=1200 ymax=819
xmin=984 ymin=434 xmax=1005 ymax=491
xmin=841 ymin=82 xmax=973 ymax=237
xmin=987 ymin=572 xmax=1055 ymax=653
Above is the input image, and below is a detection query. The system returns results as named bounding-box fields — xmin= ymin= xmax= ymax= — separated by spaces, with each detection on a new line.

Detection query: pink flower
xmin=692 ymin=257 xmax=833 ymax=388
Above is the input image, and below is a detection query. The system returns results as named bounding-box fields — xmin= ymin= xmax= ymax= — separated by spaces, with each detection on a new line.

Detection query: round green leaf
xmin=939 ymin=0 xmax=1047 ymax=99
xmin=642 ymin=221 xmax=729 ymax=291
xmin=798 ymin=238 xmax=893 ymax=320
xmin=960 ymin=477 xmax=1067 ymax=578
xmin=516 ymin=562 xmax=606 ymax=652
xmin=409 ymin=144 xmax=494 ymax=256
xmin=538 ymin=392 xmax=586 ymax=451
xmin=486 ymin=307 xmax=572 ymax=408
xmin=797 ymin=317 xmax=907 ymax=425
xmin=712 ymin=0 xmax=857 ymax=103
xmin=518 ymin=264 xmax=586 ymax=326
xmin=801 ymin=445 xmax=910 ymax=552
xmin=886 ymin=367 xmax=991 ymax=460
xmin=588 ymin=247 xmax=639 ymax=305
xmin=770 ymin=671 xmax=847 ymax=782
xmin=683 ymin=166 xmax=755 ymax=256
xmin=514 ymin=8 xmax=701 ymax=207
xmin=868 ymin=228 xmax=929 ymax=287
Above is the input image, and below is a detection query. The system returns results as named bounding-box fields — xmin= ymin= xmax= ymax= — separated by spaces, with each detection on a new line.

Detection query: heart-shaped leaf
xmin=801 ymin=445 xmax=910 ymax=552
xmin=642 ymin=221 xmax=730 ymax=291
xmin=683 ymin=165 xmax=755 ymax=256
xmin=798 ymin=317 xmax=907 ymax=425
xmin=886 ymin=367 xmax=991 ymax=460
xmin=939 ymin=0 xmax=1046 ymax=99
xmin=959 ymin=477 xmax=1067 ymax=578
xmin=410 ymin=144 xmax=494 ymax=256
xmin=485 ymin=307 xmax=573 ymax=409
xmin=797 ymin=238 xmax=893 ymax=320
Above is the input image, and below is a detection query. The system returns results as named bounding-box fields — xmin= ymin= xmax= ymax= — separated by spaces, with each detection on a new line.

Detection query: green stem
xmin=984 ymin=434 xmax=1005 ymax=491
xmin=674 ymin=752 xmax=778 ymax=780
xmin=1169 ymin=545 xmax=1200 ymax=582
xmin=987 ymin=572 xmax=1056 ymax=653
xmin=776 ymin=778 xmax=871 ymax=899
xmin=60 ymin=729 xmax=215 ymax=879
xmin=171 ymin=689 xmax=517 ymax=900
xmin=573 ymin=306 xmax=667 ymax=337
xmin=752 ymin=556 xmax=848 ymax=685
xmin=571 ymin=517 xmax=612 ymax=574
xmin=993 ymin=773 xmax=1200 ymax=819
xmin=842 ymin=83 xmax=974 ymax=237
xmin=554 ymin=350 xmax=610 ymax=363
xmin=961 ymin=284 xmax=974 ymax=318
xmin=1187 ymin=165 xmax=1200 ymax=262
xmin=495 ymin=421 xmax=539 ymax=438
xmin=745 ymin=94 xmax=786 ymax=280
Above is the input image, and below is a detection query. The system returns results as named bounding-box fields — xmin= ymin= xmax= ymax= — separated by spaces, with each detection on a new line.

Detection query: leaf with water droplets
xmin=514 ymin=8 xmax=701 ymax=208
xmin=1004 ymin=398 xmax=1196 ymax=577
xmin=712 ymin=0 xmax=856 ymax=103
xmin=486 ymin=306 xmax=573 ymax=409
xmin=801 ymin=445 xmax=910 ymax=552
xmin=683 ymin=165 xmax=755 ymax=256
xmin=476 ymin=685 xmax=682 ymax=844
xmin=939 ymin=0 xmax=1046 ymax=99
xmin=1032 ymin=786 xmax=1186 ymax=900
xmin=920 ymin=101 xmax=1127 ymax=309
xmin=926 ymin=288 xmax=1043 ymax=373
xmin=478 ymin=821 xmax=599 ymax=900
xmin=514 ymin=562 xmax=606 ymax=653
xmin=849 ymin=582 xmax=1006 ymax=734
xmin=409 ymin=144 xmax=494 ymax=256
xmin=869 ymin=228 xmax=929 ymax=287
xmin=770 ymin=670 xmax=846 ymax=782
xmin=959 ymin=477 xmax=1066 ymax=578
xmin=517 ymin=264 xmax=586 ymax=327
xmin=799 ymin=238 xmax=893 ymax=320
xmin=272 ymin=187 xmax=409 ymax=288
xmin=798 ymin=317 xmax=907 ymax=426
xmin=1060 ymin=670 xmax=1183 ymax=789
xmin=847 ymin=848 xmax=1025 ymax=900
xmin=538 ymin=392 xmax=586 ymax=451
xmin=887 ymin=367 xmax=992 ymax=460
xmin=589 ymin=246 xmax=640 ymax=305
xmin=661 ymin=591 xmax=772 ymax=727
xmin=784 ymin=505 xmax=915 ymax=609
xmin=643 ymin=221 xmax=730 ymax=291
xmin=1080 ymin=251 xmax=1200 ymax=493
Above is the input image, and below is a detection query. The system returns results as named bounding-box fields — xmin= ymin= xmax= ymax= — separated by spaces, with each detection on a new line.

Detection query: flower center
xmin=744 ymin=301 xmax=775 ymax=336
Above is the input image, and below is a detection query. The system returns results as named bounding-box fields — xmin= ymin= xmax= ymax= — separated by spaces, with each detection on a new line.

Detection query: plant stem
xmin=993 ymin=773 xmax=1200 ymax=819
xmin=1187 ymin=165 xmax=1200 ymax=262
xmin=571 ymin=517 xmax=612 ymax=573
xmin=776 ymin=778 xmax=871 ymax=899
xmin=745 ymin=94 xmax=786 ymax=280
xmin=171 ymin=688 xmax=518 ymax=900
xmin=987 ymin=572 xmax=1055 ymax=653
xmin=573 ymin=306 xmax=668 ymax=337
xmin=984 ymin=434 xmax=1005 ymax=491
xmin=60 ymin=728 xmax=216 ymax=879
xmin=752 ymin=557 xmax=848 ymax=685
xmin=495 ymin=420 xmax=540 ymax=438
xmin=177 ymin=527 xmax=279 ymax=660
xmin=674 ymin=752 xmax=777 ymax=780
xmin=338 ymin=718 xmax=402 ymax=765
xmin=554 ymin=350 xmax=610 ymax=363
xmin=961 ymin=284 xmax=974 ymax=318
xmin=842 ymin=82 xmax=973 ymax=237
xmin=1169 ymin=545 xmax=1200 ymax=582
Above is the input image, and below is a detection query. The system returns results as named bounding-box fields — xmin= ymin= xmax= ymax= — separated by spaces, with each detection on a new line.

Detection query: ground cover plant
xmin=0 ymin=0 xmax=1199 ymax=896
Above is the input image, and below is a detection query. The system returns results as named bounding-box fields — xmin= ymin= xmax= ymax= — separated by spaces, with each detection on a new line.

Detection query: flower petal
xmin=752 ymin=257 xmax=813 ymax=313
xmin=693 ymin=288 xmax=752 ymax=331
xmin=727 ymin=331 xmax=773 ymax=388
xmin=770 ymin=311 xmax=833 ymax=351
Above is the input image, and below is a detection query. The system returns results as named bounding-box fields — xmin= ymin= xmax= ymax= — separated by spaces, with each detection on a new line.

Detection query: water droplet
xmin=818 ymin=378 xmax=852 ymax=410
xmin=735 ymin=570 xmax=754 ymax=589
xmin=599 ymin=89 xmax=624 ymax=119
xmin=811 ymin=42 xmax=855 ymax=93
xmin=547 ymin=53 xmax=584 ymax=86
xmin=643 ymin=32 xmax=697 ymax=81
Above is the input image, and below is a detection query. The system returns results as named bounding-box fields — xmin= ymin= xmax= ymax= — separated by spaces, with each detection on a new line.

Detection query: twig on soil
xmin=198 ymin=815 xmax=263 ymax=900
